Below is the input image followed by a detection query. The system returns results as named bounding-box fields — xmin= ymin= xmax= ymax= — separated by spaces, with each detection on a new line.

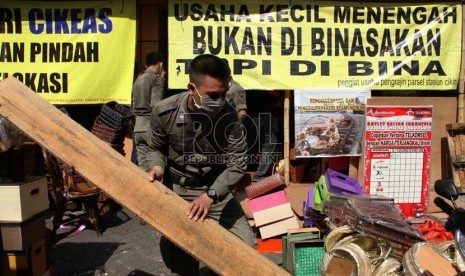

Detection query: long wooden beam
xmin=458 ymin=2 xmax=465 ymax=123
xmin=0 ymin=77 xmax=290 ymax=276
xmin=284 ymin=90 xmax=290 ymax=185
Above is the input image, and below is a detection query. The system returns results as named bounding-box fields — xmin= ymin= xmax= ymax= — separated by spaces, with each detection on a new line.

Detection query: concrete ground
xmin=45 ymin=208 xmax=282 ymax=276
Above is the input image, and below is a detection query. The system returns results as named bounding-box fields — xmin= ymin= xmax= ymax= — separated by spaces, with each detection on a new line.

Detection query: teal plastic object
xmin=282 ymin=232 xmax=320 ymax=271
xmin=293 ymin=240 xmax=325 ymax=276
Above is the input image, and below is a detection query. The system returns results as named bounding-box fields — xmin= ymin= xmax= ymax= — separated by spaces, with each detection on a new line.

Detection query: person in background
xmin=130 ymin=62 xmax=146 ymax=165
xmin=223 ymin=59 xmax=247 ymax=121
xmin=134 ymin=62 xmax=146 ymax=81
xmin=146 ymin=54 xmax=257 ymax=275
xmin=132 ymin=52 xmax=164 ymax=171
xmin=247 ymin=90 xmax=281 ymax=182
xmin=161 ymin=66 xmax=167 ymax=83
xmin=226 ymin=78 xmax=247 ymax=121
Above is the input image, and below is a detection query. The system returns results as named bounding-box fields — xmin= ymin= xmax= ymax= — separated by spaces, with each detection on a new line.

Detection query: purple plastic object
xmin=303 ymin=217 xmax=315 ymax=227
xmin=325 ymin=168 xmax=363 ymax=195
xmin=303 ymin=187 xmax=316 ymax=227
xmin=305 ymin=186 xmax=315 ymax=212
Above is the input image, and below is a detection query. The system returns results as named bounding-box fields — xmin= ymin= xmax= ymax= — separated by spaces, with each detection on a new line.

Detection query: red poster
xmin=364 ymin=106 xmax=432 ymax=218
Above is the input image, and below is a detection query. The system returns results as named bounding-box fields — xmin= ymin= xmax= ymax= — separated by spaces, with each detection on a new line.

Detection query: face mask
xmin=192 ymin=84 xmax=225 ymax=117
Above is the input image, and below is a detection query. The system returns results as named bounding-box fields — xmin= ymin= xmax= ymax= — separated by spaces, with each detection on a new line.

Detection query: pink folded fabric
xmin=248 ymin=190 xmax=288 ymax=213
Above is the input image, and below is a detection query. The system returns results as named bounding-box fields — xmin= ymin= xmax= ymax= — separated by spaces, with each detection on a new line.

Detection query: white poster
xmin=364 ymin=105 xmax=432 ymax=218
xmin=294 ymin=89 xmax=370 ymax=158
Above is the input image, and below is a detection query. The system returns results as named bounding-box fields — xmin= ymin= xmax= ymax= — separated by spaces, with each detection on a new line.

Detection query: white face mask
xmin=192 ymin=84 xmax=225 ymax=117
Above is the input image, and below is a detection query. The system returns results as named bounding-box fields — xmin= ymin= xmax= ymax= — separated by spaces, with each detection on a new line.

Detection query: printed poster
xmin=294 ymin=89 xmax=370 ymax=158
xmin=364 ymin=106 xmax=432 ymax=218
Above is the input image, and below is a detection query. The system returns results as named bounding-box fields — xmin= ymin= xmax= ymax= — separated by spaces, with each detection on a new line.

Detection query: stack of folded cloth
xmin=91 ymin=101 xmax=134 ymax=156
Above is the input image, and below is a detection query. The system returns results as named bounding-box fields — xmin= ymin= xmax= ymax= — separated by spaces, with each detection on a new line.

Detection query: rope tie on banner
xmin=109 ymin=0 xmax=125 ymax=14
xmin=180 ymin=0 xmax=185 ymax=31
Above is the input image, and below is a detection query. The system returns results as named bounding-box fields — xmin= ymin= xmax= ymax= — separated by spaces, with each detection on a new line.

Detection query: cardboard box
xmin=1 ymin=238 xmax=47 ymax=276
xmin=414 ymin=244 xmax=457 ymax=276
xmin=289 ymin=239 xmax=325 ymax=276
xmin=0 ymin=212 xmax=46 ymax=251
xmin=282 ymin=231 xmax=321 ymax=271
xmin=248 ymin=190 xmax=288 ymax=213
xmin=0 ymin=177 xmax=48 ymax=222
xmin=284 ymin=184 xmax=311 ymax=218
xmin=324 ymin=256 xmax=354 ymax=276
xmin=253 ymin=203 xmax=294 ymax=227
xmin=258 ymin=216 xmax=299 ymax=239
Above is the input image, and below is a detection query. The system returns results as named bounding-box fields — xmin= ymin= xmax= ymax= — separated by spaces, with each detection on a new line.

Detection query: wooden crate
xmin=446 ymin=123 xmax=465 ymax=189
xmin=1 ymin=238 xmax=47 ymax=276
xmin=0 ymin=212 xmax=46 ymax=251
xmin=0 ymin=177 xmax=48 ymax=222
xmin=289 ymin=160 xmax=305 ymax=183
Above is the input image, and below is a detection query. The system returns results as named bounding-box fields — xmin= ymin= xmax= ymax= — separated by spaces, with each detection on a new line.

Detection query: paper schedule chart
xmin=364 ymin=106 xmax=432 ymax=218
xmin=370 ymin=151 xmax=424 ymax=203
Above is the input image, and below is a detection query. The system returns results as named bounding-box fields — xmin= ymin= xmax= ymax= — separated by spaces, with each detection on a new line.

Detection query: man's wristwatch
xmin=206 ymin=189 xmax=218 ymax=203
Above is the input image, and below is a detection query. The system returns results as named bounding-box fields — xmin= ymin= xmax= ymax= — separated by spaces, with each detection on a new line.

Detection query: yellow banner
xmin=168 ymin=1 xmax=461 ymax=90
xmin=0 ymin=0 xmax=136 ymax=104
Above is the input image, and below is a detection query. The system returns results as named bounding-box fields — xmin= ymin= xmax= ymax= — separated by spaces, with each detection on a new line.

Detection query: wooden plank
xmin=446 ymin=123 xmax=465 ymax=131
xmin=284 ymin=90 xmax=290 ymax=185
xmin=452 ymin=155 xmax=465 ymax=164
xmin=458 ymin=2 xmax=465 ymax=123
xmin=0 ymin=77 xmax=289 ymax=276
xmin=357 ymin=155 xmax=364 ymax=185
xmin=285 ymin=184 xmax=310 ymax=218
xmin=446 ymin=123 xmax=465 ymax=188
xmin=348 ymin=156 xmax=359 ymax=179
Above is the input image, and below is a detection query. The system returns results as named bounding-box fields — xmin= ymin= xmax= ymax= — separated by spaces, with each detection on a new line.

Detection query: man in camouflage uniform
xmin=146 ymin=54 xmax=256 ymax=275
xmin=132 ymin=51 xmax=164 ymax=171
xmin=226 ymin=78 xmax=247 ymax=121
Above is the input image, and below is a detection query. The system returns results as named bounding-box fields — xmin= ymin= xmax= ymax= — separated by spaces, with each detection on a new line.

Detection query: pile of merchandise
xmin=285 ymin=169 xmax=464 ymax=275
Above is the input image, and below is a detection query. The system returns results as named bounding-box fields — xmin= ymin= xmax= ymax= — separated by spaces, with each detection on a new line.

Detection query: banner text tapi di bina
xmin=168 ymin=1 xmax=461 ymax=90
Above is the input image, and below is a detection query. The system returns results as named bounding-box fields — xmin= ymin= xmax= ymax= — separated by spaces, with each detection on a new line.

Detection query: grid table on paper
xmin=369 ymin=151 xmax=424 ymax=204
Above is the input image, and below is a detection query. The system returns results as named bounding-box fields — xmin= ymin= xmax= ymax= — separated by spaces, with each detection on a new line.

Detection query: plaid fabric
xmin=91 ymin=120 xmax=126 ymax=144
xmin=98 ymin=101 xmax=134 ymax=133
